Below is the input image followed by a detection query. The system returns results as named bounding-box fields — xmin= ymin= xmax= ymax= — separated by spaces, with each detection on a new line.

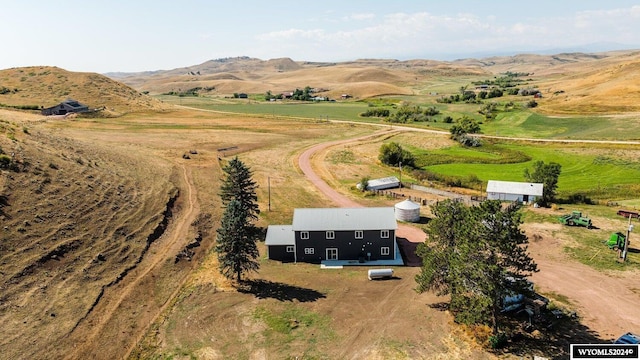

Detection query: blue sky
xmin=1 ymin=1 xmax=639 ymax=73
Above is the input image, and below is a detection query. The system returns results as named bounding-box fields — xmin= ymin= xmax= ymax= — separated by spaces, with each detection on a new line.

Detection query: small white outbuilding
xmin=486 ymin=180 xmax=543 ymax=203
xmin=394 ymin=199 xmax=421 ymax=222
xmin=360 ymin=176 xmax=400 ymax=191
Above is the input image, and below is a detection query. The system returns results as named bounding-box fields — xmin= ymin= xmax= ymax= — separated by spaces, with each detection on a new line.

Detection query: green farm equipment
xmin=606 ymin=232 xmax=627 ymax=250
xmin=558 ymin=211 xmax=592 ymax=228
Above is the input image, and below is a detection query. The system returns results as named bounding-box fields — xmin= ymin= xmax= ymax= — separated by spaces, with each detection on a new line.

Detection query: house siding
xmin=295 ymin=229 xmax=395 ymax=263
xmin=267 ymin=245 xmax=295 ymax=262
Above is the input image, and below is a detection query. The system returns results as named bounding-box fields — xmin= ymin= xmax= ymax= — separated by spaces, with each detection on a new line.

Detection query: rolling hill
xmin=0 ymin=66 xmax=171 ymax=115
xmin=107 ymin=51 xmax=640 ymax=113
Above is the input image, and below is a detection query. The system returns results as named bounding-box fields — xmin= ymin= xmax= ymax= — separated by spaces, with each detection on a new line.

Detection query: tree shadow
xmin=238 ymin=279 xmax=326 ymax=302
xmin=428 ymin=302 xmax=450 ymax=311
xmin=426 ymin=300 xmax=606 ymax=359
xmin=396 ymin=237 xmax=422 ymax=267
xmin=0 ymin=194 xmax=9 ymax=219
xmin=499 ymin=309 xmax=606 ymax=360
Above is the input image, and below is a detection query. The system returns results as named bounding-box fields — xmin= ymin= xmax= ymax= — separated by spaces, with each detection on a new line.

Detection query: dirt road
xmin=299 ymin=129 xmax=640 ymax=340
xmin=298 ymin=131 xmax=426 ymax=245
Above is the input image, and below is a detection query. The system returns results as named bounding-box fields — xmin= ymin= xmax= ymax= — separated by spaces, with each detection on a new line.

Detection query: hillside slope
xmin=0 ymin=66 xmax=172 ymax=115
xmin=0 ymin=111 xmax=177 ymax=358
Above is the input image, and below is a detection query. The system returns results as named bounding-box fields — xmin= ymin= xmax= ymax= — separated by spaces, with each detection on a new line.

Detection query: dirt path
xmin=299 ymin=129 xmax=640 ymax=341
xmin=529 ymin=241 xmax=640 ymax=340
xmin=62 ymin=164 xmax=200 ymax=360
xmin=297 ymin=131 xmax=426 ymax=243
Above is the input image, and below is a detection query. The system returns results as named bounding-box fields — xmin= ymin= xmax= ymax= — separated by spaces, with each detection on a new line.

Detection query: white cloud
xmin=251 ymin=6 xmax=640 ymax=61
xmin=343 ymin=13 xmax=375 ymax=21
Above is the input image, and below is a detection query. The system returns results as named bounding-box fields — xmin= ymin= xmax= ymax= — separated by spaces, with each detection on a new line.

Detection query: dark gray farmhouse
xmin=265 ymin=207 xmax=398 ymax=263
xmin=41 ymin=99 xmax=89 ymax=115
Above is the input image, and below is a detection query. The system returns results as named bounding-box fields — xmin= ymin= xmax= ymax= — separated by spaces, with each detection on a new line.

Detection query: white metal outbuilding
xmin=360 ymin=176 xmax=400 ymax=191
xmin=394 ymin=199 xmax=421 ymax=222
xmin=486 ymin=180 xmax=543 ymax=203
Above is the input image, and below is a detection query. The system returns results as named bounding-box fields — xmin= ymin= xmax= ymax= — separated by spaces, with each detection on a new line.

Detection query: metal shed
xmin=362 ymin=176 xmax=400 ymax=191
xmin=486 ymin=180 xmax=543 ymax=203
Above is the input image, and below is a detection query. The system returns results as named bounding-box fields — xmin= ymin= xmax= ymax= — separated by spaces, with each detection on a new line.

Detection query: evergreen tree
xmin=215 ymin=199 xmax=259 ymax=282
xmin=220 ymin=157 xmax=260 ymax=221
xmin=216 ymin=157 xmax=260 ymax=283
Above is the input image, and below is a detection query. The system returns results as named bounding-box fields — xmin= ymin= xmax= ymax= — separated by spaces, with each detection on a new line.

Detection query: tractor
xmin=606 ymin=232 xmax=627 ymax=250
xmin=558 ymin=211 xmax=592 ymax=228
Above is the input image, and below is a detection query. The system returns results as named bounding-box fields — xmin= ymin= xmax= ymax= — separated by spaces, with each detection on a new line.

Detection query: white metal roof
xmin=486 ymin=180 xmax=543 ymax=196
xmin=366 ymin=176 xmax=400 ymax=190
xmin=265 ymin=225 xmax=295 ymax=246
xmin=292 ymin=207 xmax=398 ymax=231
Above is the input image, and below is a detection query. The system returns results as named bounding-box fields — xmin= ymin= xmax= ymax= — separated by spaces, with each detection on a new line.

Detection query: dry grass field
xmin=1 ymin=51 xmax=640 ymax=359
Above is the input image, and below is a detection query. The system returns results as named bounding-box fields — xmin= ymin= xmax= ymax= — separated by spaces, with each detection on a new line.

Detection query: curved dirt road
xmin=297 ymin=130 xmax=426 ymax=250
xmin=299 ymin=129 xmax=640 ymax=340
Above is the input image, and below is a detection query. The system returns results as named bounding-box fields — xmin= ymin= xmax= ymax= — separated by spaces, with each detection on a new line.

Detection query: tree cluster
xmin=449 ymin=116 xmax=482 ymax=147
xmin=416 ymin=199 xmax=538 ymax=336
xmin=385 ymin=103 xmax=440 ymax=123
xmin=360 ymin=108 xmax=390 ymax=118
xmin=378 ymin=142 xmax=415 ymax=168
xmin=215 ymin=157 xmax=261 ymax=282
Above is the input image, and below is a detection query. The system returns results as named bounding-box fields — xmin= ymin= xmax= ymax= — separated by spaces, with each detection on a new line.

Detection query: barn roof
xmin=486 ymin=180 xmax=543 ymax=196
xmin=292 ymin=207 xmax=397 ymax=231
xmin=265 ymin=225 xmax=295 ymax=246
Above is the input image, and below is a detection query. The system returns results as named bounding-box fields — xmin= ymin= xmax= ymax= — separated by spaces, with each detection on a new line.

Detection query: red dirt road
xmin=299 ymin=130 xmax=640 ymax=340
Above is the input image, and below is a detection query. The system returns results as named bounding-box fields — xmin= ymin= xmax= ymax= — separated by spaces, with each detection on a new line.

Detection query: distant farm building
xmin=359 ymin=176 xmax=400 ymax=191
xmin=341 ymin=94 xmax=352 ymax=99
xmin=41 ymin=99 xmax=89 ymax=116
xmin=486 ymin=180 xmax=543 ymax=203
xmin=237 ymin=93 xmax=248 ymax=99
xmin=265 ymin=207 xmax=398 ymax=264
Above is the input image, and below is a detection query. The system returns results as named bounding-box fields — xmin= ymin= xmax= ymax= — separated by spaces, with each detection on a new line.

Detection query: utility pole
xmin=399 ymin=161 xmax=402 ymax=188
xmin=268 ymin=176 xmax=271 ymax=212
xmin=623 ymin=214 xmax=634 ymax=262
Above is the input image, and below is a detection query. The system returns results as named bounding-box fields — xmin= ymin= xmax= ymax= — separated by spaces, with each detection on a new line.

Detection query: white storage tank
xmin=394 ymin=199 xmax=420 ymax=222
xmin=368 ymin=268 xmax=394 ymax=280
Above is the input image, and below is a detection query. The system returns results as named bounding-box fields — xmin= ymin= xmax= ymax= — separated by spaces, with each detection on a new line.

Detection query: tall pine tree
xmin=216 ymin=157 xmax=260 ymax=282
xmin=215 ymin=199 xmax=259 ymax=282
xmin=220 ymin=157 xmax=260 ymax=221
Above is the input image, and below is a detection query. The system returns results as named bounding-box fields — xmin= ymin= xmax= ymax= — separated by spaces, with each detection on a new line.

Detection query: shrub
xmin=361 ymin=108 xmax=390 ymax=117
xmin=489 ymin=332 xmax=507 ymax=349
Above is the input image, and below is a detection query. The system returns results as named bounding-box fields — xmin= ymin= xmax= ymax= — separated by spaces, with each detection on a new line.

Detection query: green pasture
xmin=422 ymin=142 xmax=640 ymax=200
xmin=158 ymin=94 xmax=640 ymax=140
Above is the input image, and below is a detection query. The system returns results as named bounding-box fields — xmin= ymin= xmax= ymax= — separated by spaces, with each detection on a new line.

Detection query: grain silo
xmin=394 ymin=199 xmax=420 ymax=222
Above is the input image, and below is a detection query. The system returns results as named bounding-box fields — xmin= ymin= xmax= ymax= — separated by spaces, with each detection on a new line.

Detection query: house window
xmin=381 ymin=230 xmax=390 ymax=238
xmin=300 ymin=231 xmax=309 ymax=240
xmin=286 ymin=246 xmax=294 ymax=253
xmin=326 ymin=231 xmax=335 ymax=239
xmin=381 ymin=247 xmax=390 ymax=256
xmin=355 ymin=230 xmax=363 ymax=239
xmin=304 ymin=247 xmax=315 ymax=255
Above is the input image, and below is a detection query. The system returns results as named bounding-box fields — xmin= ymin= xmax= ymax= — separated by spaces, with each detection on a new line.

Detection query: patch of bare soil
xmin=523 ymin=221 xmax=640 ymax=340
